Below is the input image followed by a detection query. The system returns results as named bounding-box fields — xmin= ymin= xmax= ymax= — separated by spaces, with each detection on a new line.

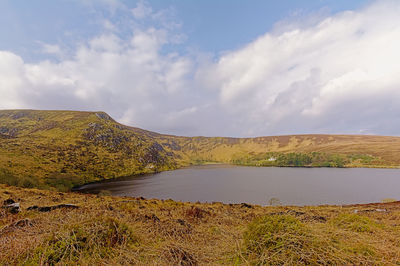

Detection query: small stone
xmin=3 ymin=198 xmax=15 ymax=205
xmin=144 ymin=214 xmax=160 ymax=222
xmin=176 ymin=219 xmax=186 ymax=225
xmin=37 ymin=206 xmax=52 ymax=212
xmin=27 ymin=205 xmax=38 ymax=211
xmin=311 ymin=215 xmax=327 ymax=222
xmin=4 ymin=202 xmax=20 ymax=214
xmin=287 ymin=210 xmax=305 ymax=216
xmin=241 ymin=203 xmax=253 ymax=208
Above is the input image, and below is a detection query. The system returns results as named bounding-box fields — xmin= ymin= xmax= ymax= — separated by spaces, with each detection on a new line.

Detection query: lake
xmin=75 ymin=165 xmax=400 ymax=206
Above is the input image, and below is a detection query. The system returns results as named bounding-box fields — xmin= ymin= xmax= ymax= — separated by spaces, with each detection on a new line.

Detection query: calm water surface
xmin=75 ymin=165 xmax=400 ymax=206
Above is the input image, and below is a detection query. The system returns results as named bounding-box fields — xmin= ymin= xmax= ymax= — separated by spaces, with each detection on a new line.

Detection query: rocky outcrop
xmin=27 ymin=204 xmax=79 ymax=212
xmin=95 ymin=112 xmax=114 ymax=121
xmin=0 ymin=127 xmax=18 ymax=137
xmin=83 ymin=123 xmax=130 ymax=151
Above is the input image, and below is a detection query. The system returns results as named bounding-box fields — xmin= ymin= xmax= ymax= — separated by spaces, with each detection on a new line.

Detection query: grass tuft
xmin=24 ymin=217 xmax=137 ymax=264
xmin=331 ymin=213 xmax=383 ymax=233
xmin=243 ymin=215 xmax=314 ymax=264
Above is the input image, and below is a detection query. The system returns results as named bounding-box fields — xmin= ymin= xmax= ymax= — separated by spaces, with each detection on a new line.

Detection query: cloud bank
xmin=1 ymin=1 xmax=400 ymax=137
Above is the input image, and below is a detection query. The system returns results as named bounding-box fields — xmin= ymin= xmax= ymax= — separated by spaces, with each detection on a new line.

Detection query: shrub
xmin=45 ymin=173 xmax=83 ymax=192
xmin=17 ymin=176 xmax=40 ymax=188
xmin=27 ymin=217 xmax=138 ymax=264
xmin=0 ymin=168 xmax=40 ymax=188
xmin=331 ymin=213 xmax=382 ymax=233
xmin=381 ymin=198 xmax=397 ymax=203
xmin=243 ymin=215 xmax=312 ymax=264
xmin=0 ymin=168 xmax=16 ymax=186
xmin=185 ymin=206 xmax=209 ymax=220
xmin=231 ymin=152 xmax=352 ymax=168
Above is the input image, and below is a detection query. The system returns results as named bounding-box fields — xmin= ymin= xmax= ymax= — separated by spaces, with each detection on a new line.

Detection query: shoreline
xmin=73 ymin=162 xmax=400 ymax=191
xmin=72 ymin=164 xmax=400 ymax=207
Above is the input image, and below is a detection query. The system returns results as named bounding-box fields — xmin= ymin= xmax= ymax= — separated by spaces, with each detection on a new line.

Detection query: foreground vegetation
xmin=2 ymin=110 xmax=400 ymax=191
xmin=1 ymin=184 xmax=400 ymax=265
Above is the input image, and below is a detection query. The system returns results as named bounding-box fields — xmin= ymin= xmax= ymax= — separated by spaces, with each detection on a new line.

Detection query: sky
xmin=1 ymin=0 xmax=400 ymax=137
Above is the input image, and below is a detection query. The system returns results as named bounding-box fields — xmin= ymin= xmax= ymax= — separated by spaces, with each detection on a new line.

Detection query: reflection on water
xmin=75 ymin=165 xmax=400 ymax=206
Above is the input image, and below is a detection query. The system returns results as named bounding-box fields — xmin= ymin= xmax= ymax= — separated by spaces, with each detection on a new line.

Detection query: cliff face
xmin=1 ymin=109 xmax=400 ymax=190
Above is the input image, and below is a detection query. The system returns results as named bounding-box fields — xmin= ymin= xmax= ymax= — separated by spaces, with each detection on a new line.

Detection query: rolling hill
xmin=1 ymin=109 xmax=400 ymax=190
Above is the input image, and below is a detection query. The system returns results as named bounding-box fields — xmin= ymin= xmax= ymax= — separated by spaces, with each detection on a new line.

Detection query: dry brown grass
xmin=2 ymin=185 xmax=400 ymax=265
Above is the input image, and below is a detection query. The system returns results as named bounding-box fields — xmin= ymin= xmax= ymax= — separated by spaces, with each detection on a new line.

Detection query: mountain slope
xmin=1 ymin=110 xmax=400 ymax=190
xmin=0 ymin=110 xmax=177 ymax=190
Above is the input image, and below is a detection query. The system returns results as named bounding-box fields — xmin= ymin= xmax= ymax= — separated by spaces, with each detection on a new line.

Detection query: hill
xmin=1 ymin=109 xmax=400 ymax=190
xmin=2 ymin=184 xmax=400 ymax=264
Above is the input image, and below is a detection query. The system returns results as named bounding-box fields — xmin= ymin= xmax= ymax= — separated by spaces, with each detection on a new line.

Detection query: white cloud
xmin=131 ymin=0 xmax=152 ymax=19
xmin=40 ymin=43 xmax=63 ymax=57
xmin=1 ymin=1 xmax=400 ymax=137
xmin=201 ymin=0 xmax=400 ymax=136
xmin=102 ymin=20 xmax=117 ymax=32
xmin=0 ymin=52 xmax=26 ymax=109
xmin=0 ymin=3 xmax=196 ymax=134
xmin=80 ymin=0 xmax=123 ymax=12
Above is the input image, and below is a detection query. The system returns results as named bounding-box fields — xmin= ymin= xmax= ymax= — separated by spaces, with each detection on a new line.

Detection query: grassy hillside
xmin=1 ymin=109 xmax=400 ymax=190
xmin=170 ymin=134 xmax=400 ymax=168
xmin=0 ymin=110 xmax=178 ymax=190
xmin=2 ymin=184 xmax=400 ymax=265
